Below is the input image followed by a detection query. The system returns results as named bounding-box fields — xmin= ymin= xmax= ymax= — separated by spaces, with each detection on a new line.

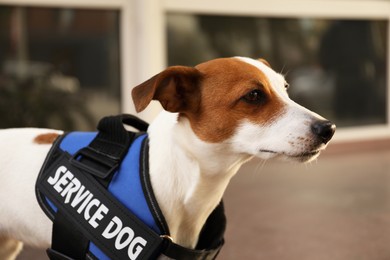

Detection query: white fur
xmin=148 ymin=111 xmax=250 ymax=247
xmin=0 ymin=57 xmax=332 ymax=258
xmin=0 ymin=128 xmax=62 ymax=246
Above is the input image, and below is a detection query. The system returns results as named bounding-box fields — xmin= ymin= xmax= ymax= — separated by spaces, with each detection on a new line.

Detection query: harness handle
xmin=122 ymin=114 xmax=149 ymax=132
xmin=70 ymin=114 xmax=149 ymax=180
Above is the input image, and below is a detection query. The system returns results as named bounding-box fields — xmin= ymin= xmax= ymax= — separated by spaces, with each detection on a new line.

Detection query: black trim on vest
xmin=35 ymin=133 xmax=68 ymax=221
xmin=139 ymin=137 xmax=170 ymax=235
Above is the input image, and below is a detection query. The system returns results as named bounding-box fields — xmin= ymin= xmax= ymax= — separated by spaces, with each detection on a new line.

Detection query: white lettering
xmin=89 ymin=204 xmax=109 ymax=228
xmin=102 ymin=216 xmax=122 ymax=239
xmin=53 ymin=171 xmax=74 ymax=193
xmin=84 ymin=198 xmax=100 ymax=220
xmin=128 ymin=237 xmax=147 ymax=260
xmin=77 ymin=193 xmax=93 ymax=214
xmin=48 ymin=166 xmax=147 ymax=259
xmin=115 ymin=227 xmax=135 ymax=250
xmin=64 ymin=178 xmax=81 ymax=204
xmin=102 ymin=216 xmax=146 ymax=259
xmin=70 ymin=186 xmax=90 ymax=208
xmin=48 ymin=166 xmax=67 ymax=185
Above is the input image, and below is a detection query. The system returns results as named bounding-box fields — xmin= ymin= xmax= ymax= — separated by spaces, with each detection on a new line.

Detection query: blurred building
xmin=0 ymin=0 xmax=389 ymax=142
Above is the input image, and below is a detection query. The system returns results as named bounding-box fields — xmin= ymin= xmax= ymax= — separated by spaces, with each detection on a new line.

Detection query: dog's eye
xmin=284 ymin=82 xmax=290 ymax=90
xmin=242 ymin=89 xmax=265 ymax=104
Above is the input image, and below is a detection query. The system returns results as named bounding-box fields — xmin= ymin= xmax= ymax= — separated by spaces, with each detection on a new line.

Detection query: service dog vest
xmin=36 ymin=114 xmax=225 ymax=260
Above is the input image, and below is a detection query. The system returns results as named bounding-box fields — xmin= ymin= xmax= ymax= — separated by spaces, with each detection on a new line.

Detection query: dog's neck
xmin=147 ymin=111 xmax=251 ymax=248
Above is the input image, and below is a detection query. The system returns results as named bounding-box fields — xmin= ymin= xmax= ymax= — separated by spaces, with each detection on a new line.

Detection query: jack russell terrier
xmin=0 ymin=57 xmax=335 ymax=259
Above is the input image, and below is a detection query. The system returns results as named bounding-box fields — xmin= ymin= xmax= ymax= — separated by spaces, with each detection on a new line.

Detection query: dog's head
xmin=132 ymin=57 xmax=335 ymax=163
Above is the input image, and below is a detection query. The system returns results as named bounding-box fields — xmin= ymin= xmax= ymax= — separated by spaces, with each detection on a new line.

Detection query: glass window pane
xmin=167 ymin=14 xmax=388 ymax=128
xmin=0 ymin=6 xmax=120 ymax=130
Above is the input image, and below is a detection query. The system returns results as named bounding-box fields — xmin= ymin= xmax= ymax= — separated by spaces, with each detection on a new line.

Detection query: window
xmin=0 ymin=6 xmax=120 ymax=130
xmin=162 ymin=0 xmax=390 ymax=141
xmin=167 ymin=14 xmax=387 ymax=128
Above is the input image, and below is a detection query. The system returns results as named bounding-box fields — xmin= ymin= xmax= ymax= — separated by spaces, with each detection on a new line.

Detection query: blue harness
xmin=35 ymin=114 xmax=225 ymax=260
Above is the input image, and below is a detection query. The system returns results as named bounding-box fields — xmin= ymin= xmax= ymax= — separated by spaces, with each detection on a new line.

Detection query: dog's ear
xmin=258 ymin=58 xmax=271 ymax=68
xmin=132 ymin=66 xmax=203 ymax=113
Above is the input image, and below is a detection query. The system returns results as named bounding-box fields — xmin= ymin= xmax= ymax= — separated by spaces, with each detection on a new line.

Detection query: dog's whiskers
xmin=280 ymin=64 xmax=290 ymax=77
xmin=253 ymin=159 xmax=268 ymax=174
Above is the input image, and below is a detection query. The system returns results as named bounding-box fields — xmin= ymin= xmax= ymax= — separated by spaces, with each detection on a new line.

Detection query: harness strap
xmin=161 ymin=201 xmax=225 ymax=260
xmin=49 ymin=213 xmax=89 ymax=260
xmin=162 ymin=242 xmax=222 ymax=260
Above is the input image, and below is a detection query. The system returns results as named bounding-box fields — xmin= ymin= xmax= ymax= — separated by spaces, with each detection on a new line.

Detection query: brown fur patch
xmin=34 ymin=133 xmax=60 ymax=144
xmin=184 ymin=58 xmax=285 ymax=143
xmin=131 ymin=57 xmax=286 ymax=143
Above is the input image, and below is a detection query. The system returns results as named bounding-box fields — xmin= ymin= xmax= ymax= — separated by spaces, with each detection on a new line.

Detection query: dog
xmin=0 ymin=57 xmax=335 ymax=259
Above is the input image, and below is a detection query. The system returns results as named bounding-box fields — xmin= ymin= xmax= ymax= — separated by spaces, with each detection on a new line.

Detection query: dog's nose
xmin=311 ymin=120 xmax=336 ymax=144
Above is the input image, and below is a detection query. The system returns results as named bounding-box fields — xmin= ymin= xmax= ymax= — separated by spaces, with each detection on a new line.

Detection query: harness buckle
xmin=70 ymin=147 xmax=119 ymax=179
xmin=160 ymin=235 xmax=174 ymax=243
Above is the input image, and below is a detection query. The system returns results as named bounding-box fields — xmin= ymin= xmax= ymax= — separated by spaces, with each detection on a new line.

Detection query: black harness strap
xmin=47 ymin=115 xmax=149 ymax=260
xmin=161 ymin=202 xmax=225 ymax=260
xmin=49 ymin=213 xmax=89 ymax=260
